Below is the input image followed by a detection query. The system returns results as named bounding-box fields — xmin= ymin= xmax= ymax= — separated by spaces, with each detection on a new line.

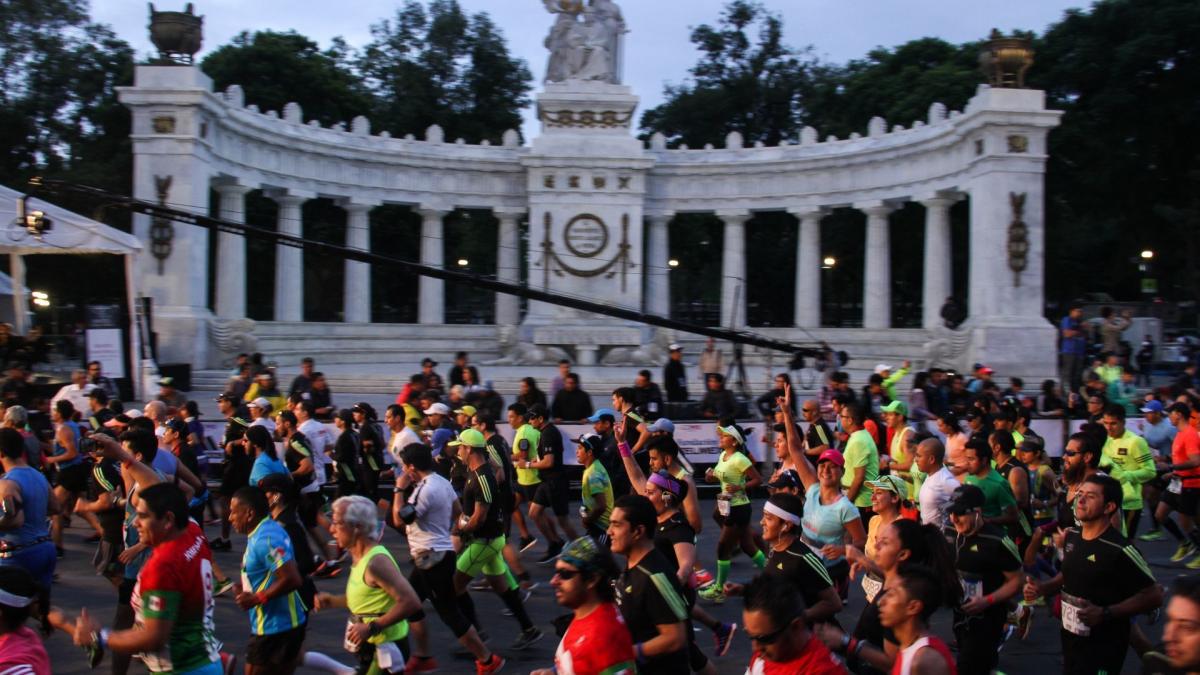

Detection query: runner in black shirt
xmin=332 ymin=409 xmax=362 ymax=498
xmin=212 ymin=393 xmax=249 ymax=551
xmin=947 ymin=484 xmax=1024 ymax=675
xmin=802 ymin=400 xmax=835 ymax=460
xmin=352 ymin=402 xmax=385 ymax=501
xmin=1024 ymin=474 xmax=1162 ymax=675
xmin=609 ymin=494 xmax=690 ymax=675
xmin=75 ymin=458 xmax=125 ymax=582
xmin=724 ymin=493 xmax=841 ymax=625
xmin=461 ymin=464 xmax=505 ymax=541
xmin=523 ymin=405 xmax=577 ymax=563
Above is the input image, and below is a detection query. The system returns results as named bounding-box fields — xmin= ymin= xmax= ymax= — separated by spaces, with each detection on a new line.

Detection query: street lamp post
xmin=1138 ymin=250 xmax=1156 ymax=296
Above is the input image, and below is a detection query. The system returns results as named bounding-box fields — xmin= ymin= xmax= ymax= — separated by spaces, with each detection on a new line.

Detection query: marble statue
xmin=542 ymin=0 xmax=626 ymax=84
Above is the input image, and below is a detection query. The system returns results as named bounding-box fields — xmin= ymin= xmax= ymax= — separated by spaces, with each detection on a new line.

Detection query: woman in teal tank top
xmin=315 ymin=495 xmax=421 ymax=675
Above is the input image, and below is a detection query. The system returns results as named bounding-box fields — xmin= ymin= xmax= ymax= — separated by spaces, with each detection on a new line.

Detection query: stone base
xmin=151 ymin=305 xmax=213 ymax=368
xmin=964 ymin=317 xmax=1058 ymax=383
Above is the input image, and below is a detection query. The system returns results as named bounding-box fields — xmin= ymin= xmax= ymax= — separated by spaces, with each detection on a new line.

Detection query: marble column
xmin=645 ymin=212 xmax=674 ymax=317
xmin=494 ymin=209 xmax=522 ymax=325
xmin=271 ymin=192 xmax=308 ymax=322
xmin=342 ymin=202 xmax=374 ymax=323
xmin=717 ymin=210 xmax=750 ymax=329
xmin=214 ymin=183 xmax=251 ymax=319
xmin=418 ymin=206 xmax=448 ymax=324
xmin=860 ymin=202 xmax=896 ymax=330
xmin=790 ymin=208 xmax=824 ymax=327
xmin=921 ymin=197 xmax=955 ymax=330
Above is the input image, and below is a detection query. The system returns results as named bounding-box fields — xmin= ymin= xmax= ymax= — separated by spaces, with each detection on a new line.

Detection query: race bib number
xmin=959 ymin=575 xmax=983 ymax=602
xmin=1061 ymin=593 xmax=1092 ymax=637
xmin=1169 ymin=477 xmax=1183 ymax=494
xmin=862 ymin=573 xmax=883 ymax=603
xmin=717 ymin=495 xmax=731 ymax=517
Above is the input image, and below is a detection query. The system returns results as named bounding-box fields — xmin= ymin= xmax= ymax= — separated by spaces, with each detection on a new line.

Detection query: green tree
xmin=0 ymin=0 xmax=134 ymax=197
xmin=1031 ymin=0 xmax=1200 ymax=303
xmin=807 ymin=38 xmax=983 ymax=139
xmin=201 ymin=31 xmax=374 ymax=127
xmin=639 ymin=0 xmax=816 ymax=148
xmin=360 ymin=0 xmax=532 ymax=143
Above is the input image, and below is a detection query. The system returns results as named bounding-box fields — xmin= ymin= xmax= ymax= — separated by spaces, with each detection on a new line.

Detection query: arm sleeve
xmin=1127 ymin=438 xmax=1157 ymax=484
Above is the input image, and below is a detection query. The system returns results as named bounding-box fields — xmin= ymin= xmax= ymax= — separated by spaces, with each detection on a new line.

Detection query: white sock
xmin=303 ymin=651 xmax=355 ymax=674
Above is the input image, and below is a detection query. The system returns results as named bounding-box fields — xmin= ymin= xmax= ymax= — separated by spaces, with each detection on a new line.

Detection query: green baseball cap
xmin=866 ymin=474 xmax=908 ymax=495
xmin=881 ymin=400 xmax=908 ymax=416
xmin=447 ymin=428 xmax=487 ymax=448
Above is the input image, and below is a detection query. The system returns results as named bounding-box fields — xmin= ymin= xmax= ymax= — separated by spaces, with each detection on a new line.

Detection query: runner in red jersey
xmin=742 ymin=574 xmax=847 ymax=675
xmin=532 ymin=537 xmax=635 ymax=675
xmin=882 ymin=567 xmax=956 ymax=675
xmin=74 ymin=480 xmax=223 ymax=675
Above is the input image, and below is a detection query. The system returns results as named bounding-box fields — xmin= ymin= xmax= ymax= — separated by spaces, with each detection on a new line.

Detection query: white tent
xmin=0 ymin=183 xmax=145 ymax=398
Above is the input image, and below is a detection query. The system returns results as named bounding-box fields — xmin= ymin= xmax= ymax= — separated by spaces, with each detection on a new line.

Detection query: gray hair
xmin=144 ymin=400 xmax=167 ymax=420
xmin=332 ymin=496 xmax=379 ymax=541
xmin=4 ymin=406 xmax=27 ymax=426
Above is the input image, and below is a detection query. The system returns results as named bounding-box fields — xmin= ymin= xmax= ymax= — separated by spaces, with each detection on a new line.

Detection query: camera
xmin=80 ymin=436 xmax=98 ymax=455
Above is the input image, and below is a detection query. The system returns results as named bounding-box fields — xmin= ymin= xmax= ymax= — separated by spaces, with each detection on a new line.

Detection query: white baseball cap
xmin=874 ymin=363 xmax=892 ymax=375
xmin=423 ymin=402 xmax=451 ymax=416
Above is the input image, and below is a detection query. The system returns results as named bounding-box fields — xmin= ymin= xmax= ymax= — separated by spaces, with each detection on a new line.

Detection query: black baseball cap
xmin=527 ymin=403 xmax=548 ymax=419
xmin=215 ymin=393 xmax=239 ymax=403
xmin=947 ymin=484 xmax=986 ymax=515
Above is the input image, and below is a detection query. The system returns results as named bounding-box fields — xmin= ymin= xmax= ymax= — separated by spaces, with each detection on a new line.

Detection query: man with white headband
xmin=723 ymin=493 xmax=842 ymax=625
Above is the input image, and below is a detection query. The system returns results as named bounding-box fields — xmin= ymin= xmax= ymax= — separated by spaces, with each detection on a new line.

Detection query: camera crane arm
xmin=27 ymin=177 xmax=823 ymax=359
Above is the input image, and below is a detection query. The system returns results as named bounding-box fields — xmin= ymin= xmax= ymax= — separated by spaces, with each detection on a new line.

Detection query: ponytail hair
xmin=891 ymin=519 xmax=963 ymax=607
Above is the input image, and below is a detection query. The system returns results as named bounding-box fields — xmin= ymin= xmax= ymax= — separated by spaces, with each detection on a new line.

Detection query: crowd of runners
xmin=3 ymin=342 xmax=1200 ymax=674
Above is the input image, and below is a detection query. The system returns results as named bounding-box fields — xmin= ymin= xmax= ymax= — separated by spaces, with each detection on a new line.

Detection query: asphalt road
xmin=44 ymin=500 xmax=1174 ymax=674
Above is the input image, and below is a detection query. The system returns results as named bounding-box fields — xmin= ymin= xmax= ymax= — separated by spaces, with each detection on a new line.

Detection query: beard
xmin=1064 ymin=460 xmax=1086 ymax=484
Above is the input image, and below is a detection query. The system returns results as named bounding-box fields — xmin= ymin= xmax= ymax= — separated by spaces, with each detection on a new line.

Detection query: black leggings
xmin=408 ymin=552 xmax=473 ymax=638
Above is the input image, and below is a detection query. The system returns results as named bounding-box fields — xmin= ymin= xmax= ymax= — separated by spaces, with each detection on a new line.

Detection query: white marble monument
xmin=116 ymin=8 xmax=1061 ymax=384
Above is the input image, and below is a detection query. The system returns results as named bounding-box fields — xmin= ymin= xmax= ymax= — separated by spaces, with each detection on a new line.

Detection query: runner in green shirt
xmin=1100 ymin=403 xmax=1156 ymax=536
xmin=576 ymin=434 xmax=613 ymax=542
xmin=839 ymin=404 xmax=880 ymax=512
xmin=506 ymin=403 xmax=542 ymax=553
xmin=698 ymin=425 xmax=765 ymax=603
xmin=962 ymin=437 xmax=1020 ymax=537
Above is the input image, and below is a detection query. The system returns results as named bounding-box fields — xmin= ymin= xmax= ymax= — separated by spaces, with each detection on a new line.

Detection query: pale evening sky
xmin=92 ymin=0 xmax=1088 ymax=139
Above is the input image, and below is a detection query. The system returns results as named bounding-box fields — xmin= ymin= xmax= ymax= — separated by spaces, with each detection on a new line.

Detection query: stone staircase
xmin=192 ymin=323 xmax=937 ymax=398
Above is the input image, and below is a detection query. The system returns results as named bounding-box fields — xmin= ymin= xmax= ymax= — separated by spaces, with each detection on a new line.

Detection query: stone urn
xmin=979 ymin=29 xmax=1034 ymax=89
xmin=148 ymin=3 xmax=203 ymax=64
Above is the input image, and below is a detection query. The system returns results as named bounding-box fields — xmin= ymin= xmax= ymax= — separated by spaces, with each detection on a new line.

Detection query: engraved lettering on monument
xmin=563 ymin=214 xmax=609 ymax=258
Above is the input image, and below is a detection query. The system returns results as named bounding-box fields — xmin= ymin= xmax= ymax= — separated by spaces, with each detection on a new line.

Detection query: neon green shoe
xmin=1172 ymin=543 xmax=1196 ymax=563
xmin=1140 ymin=529 xmax=1165 ymax=542
xmin=1186 ymin=553 xmax=1200 ymax=570
xmin=697 ymin=583 xmax=726 ymax=604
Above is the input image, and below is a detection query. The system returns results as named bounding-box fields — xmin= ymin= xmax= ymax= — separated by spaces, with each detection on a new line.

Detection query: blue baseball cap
xmin=1141 ymin=400 xmax=1165 ymax=414
xmin=430 ymin=427 xmax=456 ymax=456
xmin=588 ymin=408 xmax=618 ymax=423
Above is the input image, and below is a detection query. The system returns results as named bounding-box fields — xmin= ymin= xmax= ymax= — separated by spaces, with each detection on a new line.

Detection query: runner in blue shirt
xmin=230 ymin=486 xmax=307 ymax=673
xmin=246 ymin=426 xmax=287 ymax=487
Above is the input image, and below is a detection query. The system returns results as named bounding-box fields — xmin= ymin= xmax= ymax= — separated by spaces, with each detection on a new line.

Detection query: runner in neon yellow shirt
xmin=1100 ymin=404 xmax=1156 ymax=536
xmin=698 ymin=425 xmax=764 ymax=603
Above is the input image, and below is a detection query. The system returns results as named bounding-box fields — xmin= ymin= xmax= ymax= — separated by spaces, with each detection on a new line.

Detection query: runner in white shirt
xmin=50 ymin=369 xmax=95 ymax=416
xmin=386 ymin=404 xmax=423 ymax=464
xmin=295 ymin=401 xmax=331 ymax=486
xmin=915 ymin=437 xmax=963 ymax=538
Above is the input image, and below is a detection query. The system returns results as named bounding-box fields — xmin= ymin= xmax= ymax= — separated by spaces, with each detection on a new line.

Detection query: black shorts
xmin=514 ymin=483 xmax=538 ymax=503
xmin=1164 ymin=488 xmax=1200 ymax=516
xmin=533 ymin=477 xmax=569 ymax=517
xmin=298 ymin=491 xmax=324 ymax=529
xmin=221 ymin=462 xmax=250 ymax=496
xmin=714 ymin=502 xmax=752 ymax=528
xmin=55 ymin=462 xmax=90 ymax=494
xmin=246 ymin=624 xmax=307 ymax=666
xmin=1150 ymin=476 xmax=1169 ymax=491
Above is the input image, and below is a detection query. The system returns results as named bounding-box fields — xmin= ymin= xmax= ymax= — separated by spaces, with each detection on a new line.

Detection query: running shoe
xmin=536 ymin=542 xmax=563 ymax=565
xmin=313 ymin=560 xmax=344 ymax=579
xmin=712 ymin=622 xmax=737 ymax=657
xmin=1172 ymin=542 xmax=1196 ymax=563
xmin=519 ymin=536 xmax=538 ymax=553
xmin=476 ymin=654 xmax=505 ymax=674
xmin=510 ymin=627 xmax=544 ymax=651
xmin=220 ymin=652 xmax=238 ymax=675
xmin=1139 ymin=529 xmax=1165 ymax=542
xmin=213 ymin=578 xmax=234 ymax=596
xmin=1187 ymin=553 xmax=1200 ymax=571
xmin=692 ymin=568 xmax=715 ymax=589
xmin=697 ymin=584 xmax=726 ymax=604
xmin=405 ymin=655 xmax=439 ymax=673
